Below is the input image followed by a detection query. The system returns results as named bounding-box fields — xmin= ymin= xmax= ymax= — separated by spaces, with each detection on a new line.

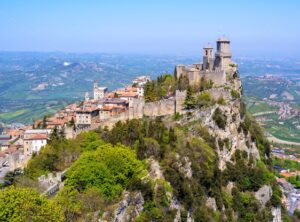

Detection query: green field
xmin=245 ymin=96 xmax=300 ymax=144
xmin=0 ymin=102 xmax=71 ymax=124
xmin=0 ymin=109 xmax=29 ymax=120
xmin=246 ymin=99 xmax=277 ymax=114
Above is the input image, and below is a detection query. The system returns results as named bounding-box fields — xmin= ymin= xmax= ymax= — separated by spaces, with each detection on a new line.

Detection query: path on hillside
xmin=267 ymin=135 xmax=300 ymax=146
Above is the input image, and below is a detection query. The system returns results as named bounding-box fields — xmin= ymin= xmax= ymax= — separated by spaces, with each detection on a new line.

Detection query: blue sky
xmin=1 ymin=0 xmax=300 ymax=57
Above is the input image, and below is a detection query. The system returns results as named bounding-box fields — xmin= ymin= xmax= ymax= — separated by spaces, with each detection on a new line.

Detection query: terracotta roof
xmin=25 ymin=134 xmax=48 ymax=140
xmin=4 ymin=146 xmax=19 ymax=154
xmin=100 ymin=106 xmax=114 ymax=111
xmin=125 ymin=86 xmax=138 ymax=92
xmin=120 ymin=92 xmax=138 ymax=97
xmin=280 ymin=172 xmax=293 ymax=178
xmin=7 ymin=129 xmax=22 ymax=137
xmin=105 ymin=92 xmax=116 ymax=98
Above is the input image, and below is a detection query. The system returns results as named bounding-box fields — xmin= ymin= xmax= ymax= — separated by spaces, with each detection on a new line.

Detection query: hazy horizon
xmin=1 ymin=0 xmax=300 ymax=58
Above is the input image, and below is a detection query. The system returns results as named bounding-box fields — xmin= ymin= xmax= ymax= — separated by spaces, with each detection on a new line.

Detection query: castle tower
xmin=203 ymin=44 xmax=214 ymax=71
xmin=85 ymin=92 xmax=90 ymax=101
xmin=175 ymin=64 xmax=185 ymax=79
xmin=214 ymin=38 xmax=232 ymax=71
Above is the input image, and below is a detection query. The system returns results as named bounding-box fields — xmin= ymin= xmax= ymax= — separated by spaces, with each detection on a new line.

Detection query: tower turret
xmin=203 ymin=44 xmax=214 ymax=71
xmin=93 ymin=80 xmax=98 ymax=89
xmin=214 ymin=37 xmax=232 ymax=71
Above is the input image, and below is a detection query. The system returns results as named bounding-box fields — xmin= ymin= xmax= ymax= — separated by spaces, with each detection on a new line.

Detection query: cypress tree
xmin=184 ymin=86 xmax=196 ymax=110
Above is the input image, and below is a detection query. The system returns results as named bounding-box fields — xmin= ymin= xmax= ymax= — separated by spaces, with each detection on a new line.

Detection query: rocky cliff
xmin=97 ymin=75 xmax=283 ymax=222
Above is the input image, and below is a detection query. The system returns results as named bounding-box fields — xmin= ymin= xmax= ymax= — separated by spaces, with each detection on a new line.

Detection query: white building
xmin=94 ymin=81 xmax=108 ymax=100
xmin=23 ymin=129 xmax=50 ymax=156
xmin=132 ymin=75 xmax=151 ymax=87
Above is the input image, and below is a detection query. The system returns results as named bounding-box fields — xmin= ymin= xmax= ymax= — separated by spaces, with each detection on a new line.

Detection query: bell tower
xmin=85 ymin=92 xmax=90 ymax=101
xmin=203 ymin=44 xmax=214 ymax=71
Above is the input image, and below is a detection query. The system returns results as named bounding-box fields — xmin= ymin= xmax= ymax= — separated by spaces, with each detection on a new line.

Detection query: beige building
xmin=75 ymin=107 xmax=99 ymax=127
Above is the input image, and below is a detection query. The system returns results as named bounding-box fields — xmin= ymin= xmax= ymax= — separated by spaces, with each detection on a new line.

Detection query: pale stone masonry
xmin=175 ymin=38 xmax=237 ymax=86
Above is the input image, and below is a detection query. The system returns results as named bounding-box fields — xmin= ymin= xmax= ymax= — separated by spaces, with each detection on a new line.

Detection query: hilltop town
xmin=0 ymin=39 xmax=299 ymax=221
xmin=0 ymin=38 xmax=237 ymax=174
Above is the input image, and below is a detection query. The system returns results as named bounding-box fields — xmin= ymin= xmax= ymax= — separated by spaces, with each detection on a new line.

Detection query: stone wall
xmin=68 ymin=90 xmax=187 ymax=133
xmin=99 ymin=90 xmax=187 ymax=129
xmin=206 ymin=87 xmax=230 ymax=101
xmin=203 ymin=70 xmax=226 ymax=86
xmin=143 ymin=99 xmax=175 ymax=117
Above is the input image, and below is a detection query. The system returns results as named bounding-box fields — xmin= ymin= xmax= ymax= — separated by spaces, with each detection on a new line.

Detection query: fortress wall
xmin=143 ymin=99 xmax=175 ymax=117
xmin=204 ymin=71 xmax=226 ymax=86
xmin=100 ymin=110 xmax=130 ymax=129
xmin=130 ymin=98 xmax=145 ymax=119
xmin=175 ymin=90 xmax=187 ymax=113
xmin=188 ymin=71 xmax=202 ymax=85
xmin=71 ymin=91 xmax=187 ymax=135
xmin=206 ymin=88 xmax=230 ymax=101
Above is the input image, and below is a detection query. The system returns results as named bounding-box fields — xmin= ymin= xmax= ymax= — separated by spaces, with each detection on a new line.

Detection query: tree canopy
xmin=65 ymin=143 xmax=144 ymax=199
xmin=0 ymin=187 xmax=64 ymax=222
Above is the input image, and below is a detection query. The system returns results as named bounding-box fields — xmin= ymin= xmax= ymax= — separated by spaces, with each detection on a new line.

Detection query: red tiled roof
xmin=25 ymin=134 xmax=48 ymax=140
xmin=120 ymin=92 xmax=138 ymax=97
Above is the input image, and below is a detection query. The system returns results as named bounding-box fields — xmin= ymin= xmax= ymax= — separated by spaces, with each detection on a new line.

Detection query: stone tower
xmin=203 ymin=44 xmax=214 ymax=71
xmin=93 ymin=80 xmax=98 ymax=91
xmin=85 ymin=92 xmax=90 ymax=101
xmin=214 ymin=38 xmax=232 ymax=71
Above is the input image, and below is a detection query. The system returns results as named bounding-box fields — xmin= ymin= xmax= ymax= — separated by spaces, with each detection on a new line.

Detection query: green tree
xmin=184 ymin=86 xmax=196 ymax=110
xmin=54 ymin=186 xmax=82 ymax=222
xmin=42 ymin=115 xmax=47 ymax=128
xmin=0 ymin=187 xmax=64 ymax=222
xmin=65 ymin=143 xmax=144 ymax=199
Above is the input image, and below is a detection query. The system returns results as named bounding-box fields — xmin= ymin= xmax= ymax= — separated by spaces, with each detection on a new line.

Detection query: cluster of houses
xmin=75 ymin=76 xmax=149 ymax=128
xmin=0 ymin=76 xmax=150 ymax=181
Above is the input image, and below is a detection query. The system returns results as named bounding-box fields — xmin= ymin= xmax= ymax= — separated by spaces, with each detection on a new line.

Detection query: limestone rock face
xmin=206 ymin=197 xmax=217 ymax=211
xmin=112 ymin=191 xmax=144 ymax=222
xmin=185 ymin=100 xmax=260 ymax=170
xmin=255 ymin=185 xmax=272 ymax=207
xmin=176 ymin=156 xmax=193 ymax=179
xmin=271 ymin=207 xmax=283 ymax=222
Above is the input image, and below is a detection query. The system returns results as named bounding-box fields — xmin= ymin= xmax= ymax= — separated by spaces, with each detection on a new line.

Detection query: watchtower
xmin=214 ymin=37 xmax=232 ymax=71
xmin=203 ymin=44 xmax=214 ymax=71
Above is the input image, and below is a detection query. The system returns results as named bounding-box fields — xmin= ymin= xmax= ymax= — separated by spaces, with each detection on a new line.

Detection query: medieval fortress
xmin=176 ymin=37 xmax=236 ymax=86
xmin=0 ymin=38 xmax=238 ymax=168
xmin=71 ymin=38 xmax=237 ymax=131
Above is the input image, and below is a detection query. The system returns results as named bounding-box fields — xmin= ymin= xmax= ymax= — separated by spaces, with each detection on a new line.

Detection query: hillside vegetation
xmin=0 ymin=73 xmax=292 ymax=221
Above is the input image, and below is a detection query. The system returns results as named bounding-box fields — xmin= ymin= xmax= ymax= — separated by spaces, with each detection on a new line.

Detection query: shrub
xmin=217 ymin=96 xmax=226 ymax=105
xmin=196 ymin=92 xmax=213 ymax=108
xmin=212 ymin=108 xmax=227 ymax=129
xmin=230 ymin=90 xmax=240 ymax=99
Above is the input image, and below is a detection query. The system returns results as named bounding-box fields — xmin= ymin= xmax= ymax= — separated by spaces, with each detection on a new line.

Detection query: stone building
xmin=75 ymin=106 xmax=99 ymax=128
xmin=93 ymin=81 xmax=108 ymax=100
xmin=175 ymin=38 xmax=237 ymax=86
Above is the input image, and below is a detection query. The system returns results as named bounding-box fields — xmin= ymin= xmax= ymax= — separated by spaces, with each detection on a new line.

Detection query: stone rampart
xmin=204 ymin=70 xmax=226 ymax=86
